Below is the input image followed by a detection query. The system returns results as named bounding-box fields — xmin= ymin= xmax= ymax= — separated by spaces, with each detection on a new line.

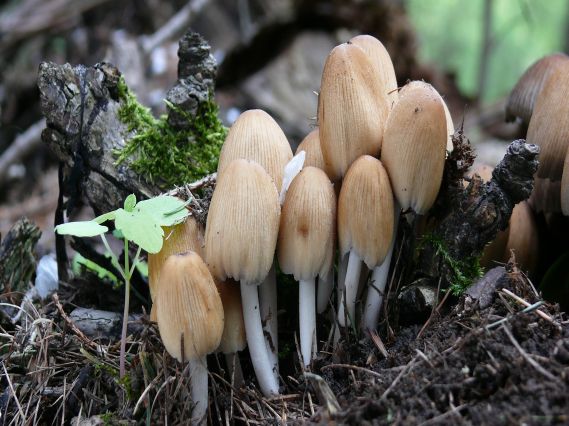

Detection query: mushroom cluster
xmin=148 ymin=34 xmax=458 ymax=408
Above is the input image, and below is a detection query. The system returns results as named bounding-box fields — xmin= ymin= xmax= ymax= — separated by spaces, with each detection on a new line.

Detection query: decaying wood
xmin=417 ymin=136 xmax=540 ymax=286
xmin=69 ymin=307 xmax=144 ymax=340
xmin=0 ymin=217 xmax=41 ymax=295
xmin=38 ymin=31 xmax=217 ymax=216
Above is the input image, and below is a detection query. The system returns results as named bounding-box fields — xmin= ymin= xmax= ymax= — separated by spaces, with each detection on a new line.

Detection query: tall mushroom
xmin=205 ymin=159 xmax=280 ymax=396
xmin=367 ymin=81 xmax=447 ymax=332
xmin=278 ymin=166 xmax=336 ymax=365
xmin=318 ymin=42 xmax=388 ymax=181
xmin=336 ymin=156 xmax=394 ymax=328
xmin=156 ymin=252 xmax=224 ymax=424
xmin=217 ymin=109 xmax=292 ymax=372
xmin=296 ymin=129 xmax=326 ymax=172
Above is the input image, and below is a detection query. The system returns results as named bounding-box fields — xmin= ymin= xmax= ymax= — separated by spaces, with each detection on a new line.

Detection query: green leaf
xmin=124 ymin=194 xmax=137 ymax=212
xmin=94 ymin=211 xmax=116 ymax=224
xmin=135 ymin=195 xmax=189 ymax=227
xmin=114 ymin=208 xmax=164 ymax=253
xmin=55 ymin=221 xmax=108 ymax=237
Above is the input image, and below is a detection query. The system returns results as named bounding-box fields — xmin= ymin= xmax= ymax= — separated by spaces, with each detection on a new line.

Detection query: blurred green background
xmin=407 ymin=0 xmax=569 ymax=103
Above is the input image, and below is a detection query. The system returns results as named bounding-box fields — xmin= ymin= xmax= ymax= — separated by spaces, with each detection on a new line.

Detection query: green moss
xmin=422 ymin=234 xmax=484 ymax=296
xmin=115 ymin=77 xmax=227 ymax=188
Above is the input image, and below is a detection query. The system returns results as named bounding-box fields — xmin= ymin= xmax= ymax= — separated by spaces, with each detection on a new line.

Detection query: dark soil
xmin=310 ymin=268 xmax=569 ymax=426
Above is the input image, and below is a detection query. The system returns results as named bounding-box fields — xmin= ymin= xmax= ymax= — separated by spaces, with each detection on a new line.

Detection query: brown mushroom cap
xmin=278 ymin=167 xmax=336 ymax=281
xmin=156 ymin=252 xmax=224 ymax=362
xmin=205 ymin=159 xmax=281 ymax=284
xmin=527 ymin=61 xmax=569 ymax=180
xmin=350 ymin=34 xmax=398 ymax=106
xmin=382 ymin=81 xmax=447 ymax=214
xmin=295 ymin=129 xmax=326 ymax=172
xmin=318 ymin=42 xmax=388 ymax=181
xmin=338 ymin=155 xmax=394 ymax=269
xmin=216 ymin=279 xmax=247 ymax=354
xmin=506 ymin=53 xmax=569 ymax=123
xmin=148 ymin=215 xmax=204 ymax=301
xmin=217 ymin=109 xmax=293 ymax=189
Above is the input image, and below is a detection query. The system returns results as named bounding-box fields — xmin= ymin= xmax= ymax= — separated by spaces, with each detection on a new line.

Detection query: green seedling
xmin=55 ymin=194 xmax=189 ymax=378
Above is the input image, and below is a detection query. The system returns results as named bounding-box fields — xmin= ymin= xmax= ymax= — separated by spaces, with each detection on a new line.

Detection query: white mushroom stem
xmin=189 ymin=356 xmax=208 ymax=425
xmin=317 ymin=270 xmax=334 ymax=314
xmin=299 ymin=278 xmax=316 ymax=366
xmin=240 ymin=281 xmax=280 ymax=396
xmin=363 ymin=207 xmax=400 ymax=332
xmin=224 ymin=352 xmax=244 ymax=388
xmin=337 ymin=251 xmax=362 ymax=327
xmin=259 ymin=263 xmax=279 ymax=376
xmin=337 ymin=253 xmax=348 ymax=307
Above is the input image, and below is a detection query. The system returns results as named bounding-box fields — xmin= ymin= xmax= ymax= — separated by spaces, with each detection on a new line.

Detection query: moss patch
xmin=115 ymin=77 xmax=227 ymax=188
xmin=422 ymin=233 xmax=484 ymax=295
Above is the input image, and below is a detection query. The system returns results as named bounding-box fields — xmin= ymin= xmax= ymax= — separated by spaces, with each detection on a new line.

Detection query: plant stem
xmin=317 ymin=270 xmax=334 ymax=314
xmin=259 ymin=263 xmax=278 ymax=377
xmin=120 ymin=237 xmax=131 ymax=379
xmin=189 ymin=356 xmax=208 ymax=425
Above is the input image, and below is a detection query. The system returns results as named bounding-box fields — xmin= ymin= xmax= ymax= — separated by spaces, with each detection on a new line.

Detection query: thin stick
xmin=1 ymin=362 xmax=25 ymax=420
xmin=417 ymin=404 xmax=467 ymax=426
xmin=379 ymin=357 xmax=418 ymax=401
xmin=321 ymin=363 xmax=383 ymax=380
xmin=500 ymin=289 xmax=555 ymax=324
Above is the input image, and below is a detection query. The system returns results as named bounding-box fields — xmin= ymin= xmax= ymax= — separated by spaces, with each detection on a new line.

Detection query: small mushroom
xmin=217 ymin=109 xmax=293 ymax=189
xmin=382 ymin=80 xmax=447 ymax=214
xmin=278 ymin=166 xmax=336 ymax=365
xmin=156 ymin=252 xmax=224 ymax=424
xmin=318 ymin=42 xmax=388 ymax=181
xmin=148 ymin=215 xmax=204 ymax=302
xmin=336 ymin=156 xmax=394 ymax=328
xmin=205 ymin=159 xmax=281 ymax=396
xmin=350 ymin=34 xmax=398 ymax=107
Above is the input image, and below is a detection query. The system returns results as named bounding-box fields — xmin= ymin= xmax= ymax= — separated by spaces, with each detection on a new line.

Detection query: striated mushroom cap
xmin=527 ymin=61 xmax=569 ymax=180
xmin=338 ymin=155 xmax=394 ymax=269
xmin=506 ymin=53 xmax=569 ymax=123
xmin=350 ymin=34 xmax=398 ymax=106
xmin=217 ymin=109 xmax=293 ymax=190
xmin=296 ymin=129 xmax=326 ymax=172
xmin=156 ymin=252 xmax=224 ymax=362
xmin=382 ymin=81 xmax=447 ymax=214
xmin=148 ymin=215 xmax=204 ymax=301
xmin=318 ymin=42 xmax=388 ymax=181
xmin=278 ymin=167 xmax=336 ymax=281
xmin=216 ymin=279 xmax=247 ymax=354
xmin=205 ymin=159 xmax=280 ymax=284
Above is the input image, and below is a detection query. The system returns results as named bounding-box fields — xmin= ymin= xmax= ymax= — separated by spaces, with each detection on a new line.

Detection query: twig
xmin=417 ymin=404 xmax=467 ymax=426
xmin=141 ymin=0 xmax=209 ymax=54
xmin=379 ymin=357 xmax=418 ymax=401
xmin=501 ymin=324 xmax=560 ymax=383
xmin=500 ymin=288 xmax=557 ymax=325
xmin=485 ymin=301 xmax=544 ymax=330
xmin=416 ymin=277 xmax=447 ymax=339
xmin=0 ymin=119 xmax=45 ymax=186
xmin=320 ymin=363 xmax=384 ymax=380
xmin=52 ymin=293 xmax=104 ymax=353
xmin=1 ymin=362 xmax=25 ymax=420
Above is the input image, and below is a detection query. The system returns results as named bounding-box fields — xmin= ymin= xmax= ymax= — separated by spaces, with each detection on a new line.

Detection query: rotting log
xmin=37 ymin=31 xmax=217 ymax=217
xmin=416 ymin=135 xmax=540 ymax=288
